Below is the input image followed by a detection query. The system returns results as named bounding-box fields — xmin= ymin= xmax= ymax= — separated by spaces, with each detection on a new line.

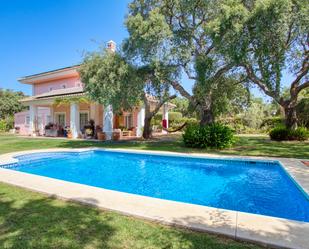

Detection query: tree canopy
xmin=79 ymin=50 xmax=144 ymax=112
xmin=216 ymin=0 xmax=309 ymax=128
xmin=0 ymin=89 xmax=25 ymax=119
xmin=124 ymin=0 xmax=308 ymax=129
xmin=124 ymin=0 xmax=248 ymax=125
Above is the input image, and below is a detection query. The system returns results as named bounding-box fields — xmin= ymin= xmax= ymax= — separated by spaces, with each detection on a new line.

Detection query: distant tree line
xmin=0 ymin=89 xmax=26 ymax=131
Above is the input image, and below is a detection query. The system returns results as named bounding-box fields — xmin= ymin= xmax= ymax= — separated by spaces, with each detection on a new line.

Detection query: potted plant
xmin=112 ymin=129 xmax=121 ymax=141
xmin=85 ymin=128 xmax=93 ymax=139
xmin=67 ymin=128 xmax=72 ymax=139
xmin=97 ymin=131 xmax=106 ymax=141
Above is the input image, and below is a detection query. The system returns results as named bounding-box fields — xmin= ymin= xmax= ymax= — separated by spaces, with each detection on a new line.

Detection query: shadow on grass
xmin=0 ymin=193 xmax=115 ymax=249
xmin=0 ymin=184 xmax=261 ymax=249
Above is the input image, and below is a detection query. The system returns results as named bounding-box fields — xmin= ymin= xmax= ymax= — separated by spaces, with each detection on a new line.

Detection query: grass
xmin=0 ymin=183 xmax=261 ymax=249
xmin=0 ymin=133 xmax=308 ymax=159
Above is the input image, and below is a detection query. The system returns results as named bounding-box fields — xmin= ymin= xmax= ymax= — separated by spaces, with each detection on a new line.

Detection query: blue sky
xmin=0 ymin=0 xmax=130 ymax=95
xmin=0 ymin=0 xmax=286 ymax=101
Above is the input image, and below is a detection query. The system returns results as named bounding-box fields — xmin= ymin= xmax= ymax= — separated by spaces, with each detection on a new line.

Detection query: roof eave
xmin=18 ymin=65 xmax=81 ymax=84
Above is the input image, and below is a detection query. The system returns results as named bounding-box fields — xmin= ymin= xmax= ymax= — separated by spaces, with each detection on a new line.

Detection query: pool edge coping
xmin=0 ymin=147 xmax=308 ymax=249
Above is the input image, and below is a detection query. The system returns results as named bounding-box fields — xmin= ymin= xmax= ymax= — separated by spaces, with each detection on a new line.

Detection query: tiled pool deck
xmin=0 ymin=148 xmax=308 ymax=249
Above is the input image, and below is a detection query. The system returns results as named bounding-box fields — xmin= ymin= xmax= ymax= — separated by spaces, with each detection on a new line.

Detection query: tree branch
xmin=181 ymin=62 xmax=197 ymax=80
xmin=151 ymin=94 xmax=177 ymax=117
xmin=168 ymin=80 xmax=192 ymax=100
xmin=285 ymin=20 xmax=294 ymax=48
xmin=242 ymin=64 xmax=277 ymax=100
xmin=293 ymin=54 xmax=309 ymax=93
xmin=210 ymin=63 xmax=234 ymax=81
xmin=296 ymin=81 xmax=309 ymax=94
xmin=204 ymin=43 xmax=214 ymax=56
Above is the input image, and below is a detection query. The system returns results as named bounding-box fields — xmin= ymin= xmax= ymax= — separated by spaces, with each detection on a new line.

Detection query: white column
xmin=90 ymin=103 xmax=95 ymax=121
xmin=94 ymin=104 xmax=100 ymax=125
xmin=162 ymin=103 xmax=169 ymax=134
xmin=136 ymin=106 xmax=145 ymax=137
xmin=29 ymin=104 xmax=38 ymax=136
xmin=70 ymin=102 xmax=80 ymax=139
xmin=50 ymin=105 xmax=54 ymax=123
xmin=103 ymin=105 xmax=113 ymax=140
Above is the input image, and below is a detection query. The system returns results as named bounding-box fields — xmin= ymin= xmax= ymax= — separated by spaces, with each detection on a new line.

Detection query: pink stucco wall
xmin=14 ymin=111 xmax=29 ymax=135
xmin=34 ymin=76 xmax=82 ymax=95
xmin=15 ymin=105 xmax=141 ymax=137
xmin=14 ymin=108 xmax=51 ymax=136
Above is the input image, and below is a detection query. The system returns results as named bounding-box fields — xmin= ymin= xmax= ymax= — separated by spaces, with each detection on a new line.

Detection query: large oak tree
xmin=216 ymin=0 xmax=309 ymax=129
xmin=124 ymin=0 xmax=245 ymax=125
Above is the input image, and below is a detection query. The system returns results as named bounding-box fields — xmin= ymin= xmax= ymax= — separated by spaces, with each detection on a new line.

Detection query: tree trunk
xmin=281 ymin=92 xmax=299 ymax=130
xmin=199 ymin=95 xmax=214 ymax=126
xmin=284 ymin=105 xmax=298 ymax=130
xmin=200 ymin=108 xmax=214 ymax=126
xmin=143 ymin=116 xmax=152 ymax=139
xmin=141 ymin=92 xmax=176 ymax=139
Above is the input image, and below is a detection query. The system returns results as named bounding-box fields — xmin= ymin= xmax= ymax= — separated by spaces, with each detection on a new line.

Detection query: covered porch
xmin=14 ymin=88 xmax=145 ymax=139
xmin=15 ymin=92 xmax=172 ymax=140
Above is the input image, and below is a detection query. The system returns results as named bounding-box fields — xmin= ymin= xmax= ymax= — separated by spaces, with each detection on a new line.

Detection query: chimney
xmin=107 ymin=40 xmax=116 ymax=52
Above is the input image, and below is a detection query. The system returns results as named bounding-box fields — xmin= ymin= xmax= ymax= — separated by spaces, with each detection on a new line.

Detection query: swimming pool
xmin=2 ymin=150 xmax=309 ymax=222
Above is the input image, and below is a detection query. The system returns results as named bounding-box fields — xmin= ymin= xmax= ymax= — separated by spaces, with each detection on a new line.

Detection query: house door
xmin=80 ymin=112 xmax=89 ymax=130
xmin=124 ymin=114 xmax=133 ymax=129
xmin=55 ymin=113 xmax=66 ymax=127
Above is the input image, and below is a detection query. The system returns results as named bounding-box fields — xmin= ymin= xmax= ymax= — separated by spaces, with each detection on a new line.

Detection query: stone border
xmin=0 ymin=148 xmax=308 ymax=249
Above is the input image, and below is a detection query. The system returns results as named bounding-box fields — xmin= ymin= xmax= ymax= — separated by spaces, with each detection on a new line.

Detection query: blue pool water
xmin=2 ymin=150 xmax=309 ymax=222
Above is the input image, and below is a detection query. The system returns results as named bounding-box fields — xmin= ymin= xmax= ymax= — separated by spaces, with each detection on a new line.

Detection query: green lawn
xmin=0 ymin=133 xmax=307 ymax=248
xmin=0 ymin=183 xmax=261 ymax=249
xmin=1 ymin=133 xmax=308 ymax=158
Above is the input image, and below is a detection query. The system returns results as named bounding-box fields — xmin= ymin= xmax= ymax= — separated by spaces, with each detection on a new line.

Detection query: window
xmin=25 ymin=115 xmax=30 ymax=125
xmin=37 ymin=116 xmax=43 ymax=131
xmin=80 ymin=112 xmax=89 ymax=129
xmin=46 ymin=115 xmax=52 ymax=123
xmin=124 ymin=114 xmax=133 ymax=129
xmin=55 ymin=113 xmax=65 ymax=127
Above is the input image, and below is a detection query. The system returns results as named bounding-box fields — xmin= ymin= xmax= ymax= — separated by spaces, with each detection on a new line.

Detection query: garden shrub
xmin=169 ymin=117 xmax=197 ymax=130
xmin=183 ymin=118 xmax=198 ymax=126
xmin=269 ymin=126 xmax=290 ymax=141
xmin=269 ymin=126 xmax=309 ymax=141
xmin=168 ymin=112 xmax=183 ymax=121
xmin=0 ymin=119 xmax=7 ymax=131
xmin=168 ymin=112 xmax=183 ymax=129
xmin=260 ymin=117 xmax=284 ymax=131
xmin=183 ymin=123 xmax=235 ymax=149
xmin=0 ymin=117 xmax=14 ymax=132
xmin=288 ymin=127 xmax=309 ymax=141
xmin=219 ymin=116 xmax=265 ymax=134
xmin=296 ymin=98 xmax=309 ymax=128
xmin=153 ymin=113 xmax=163 ymax=123
xmin=153 ymin=112 xmax=182 ymax=123
xmin=152 ymin=112 xmax=196 ymax=131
